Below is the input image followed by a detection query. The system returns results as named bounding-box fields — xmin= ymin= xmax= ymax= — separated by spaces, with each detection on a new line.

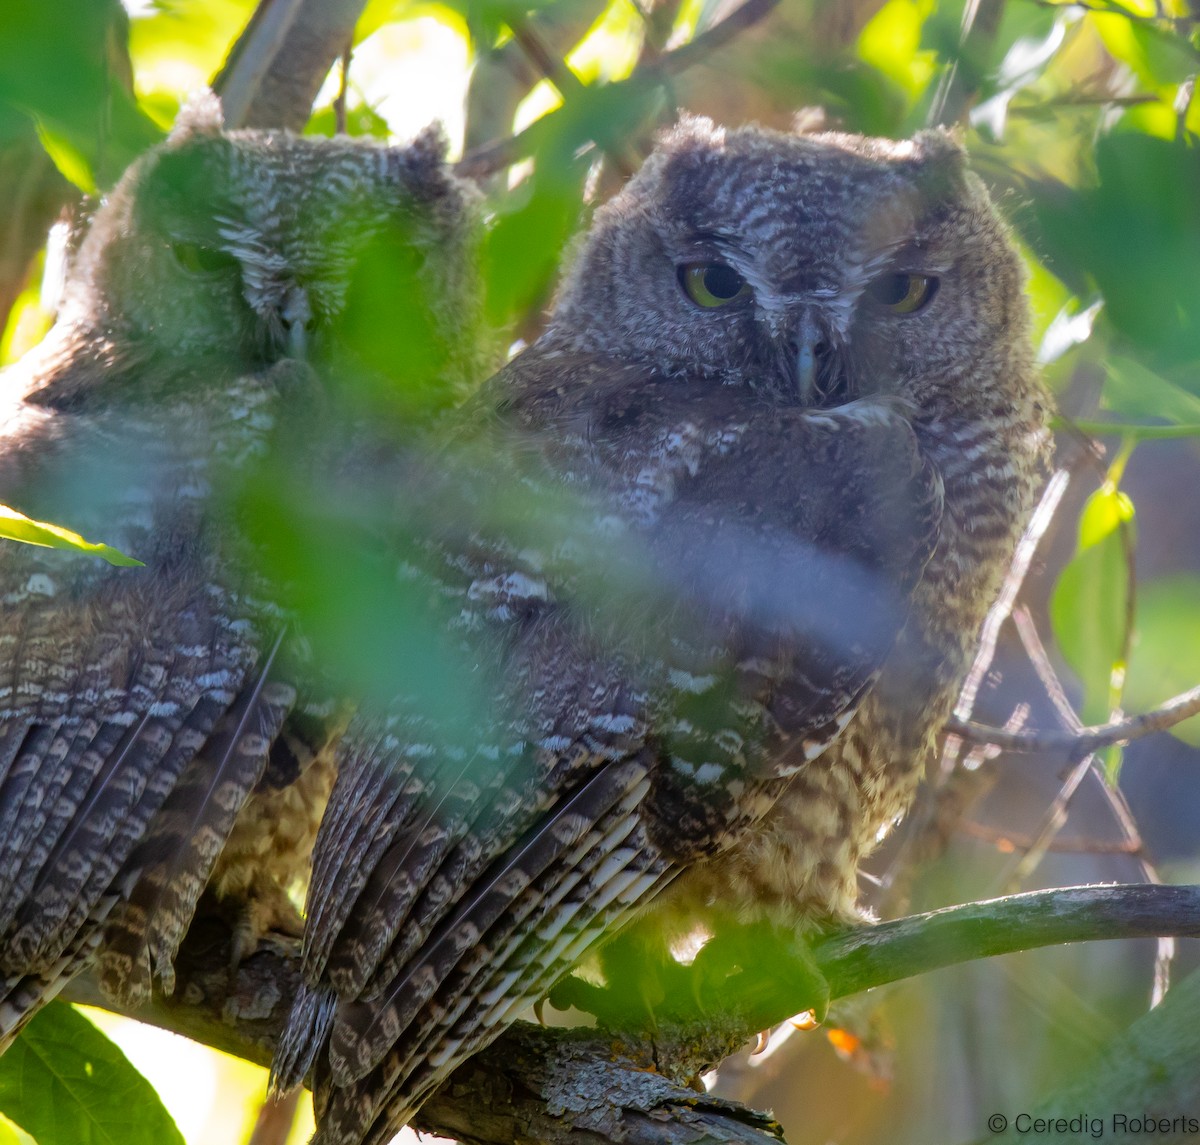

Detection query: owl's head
xmin=549 ymin=116 xmax=1032 ymax=414
xmin=57 ymin=94 xmax=483 ymax=398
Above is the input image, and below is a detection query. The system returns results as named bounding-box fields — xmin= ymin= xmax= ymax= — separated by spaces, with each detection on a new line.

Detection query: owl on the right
xmin=290 ymin=118 xmax=1051 ymax=1144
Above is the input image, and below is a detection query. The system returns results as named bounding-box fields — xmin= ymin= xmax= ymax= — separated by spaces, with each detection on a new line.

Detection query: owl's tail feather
xmin=99 ymin=630 xmax=293 ymax=1006
xmin=313 ymin=764 xmax=676 ymax=1145
xmin=271 ymin=978 xmax=338 ymax=1094
xmin=0 ymin=913 xmax=107 ymax=1053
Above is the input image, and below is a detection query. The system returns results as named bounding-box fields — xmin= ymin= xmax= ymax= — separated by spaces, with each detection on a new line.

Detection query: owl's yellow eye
xmin=679 ymin=263 xmax=751 ymax=308
xmin=866 ymin=272 xmax=938 ymax=314
xmin=170 ymin=240 xmax=239 ymax=277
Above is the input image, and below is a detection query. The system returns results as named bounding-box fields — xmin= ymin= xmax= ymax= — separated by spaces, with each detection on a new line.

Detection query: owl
xmin=0 ymin=93 xmax=484 ymax=1046
xmin=278 ymin=117 xmax=1050 ymax=1145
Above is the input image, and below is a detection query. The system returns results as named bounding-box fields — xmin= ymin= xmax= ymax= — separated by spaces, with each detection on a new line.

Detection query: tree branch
xmin=213 ymin=0 xmax=368 ymax=131
xmin=61 ymin=885 xmax=1200 ymax=1145
xmin=947 ymin=682 xmax=1200 ymax=756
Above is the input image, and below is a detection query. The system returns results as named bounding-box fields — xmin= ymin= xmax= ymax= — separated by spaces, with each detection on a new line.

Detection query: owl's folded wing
xmin=281 ymin=375 xmax=943 ymax=1145
xmin=0 ymin=536 xmax=294 ymax=1042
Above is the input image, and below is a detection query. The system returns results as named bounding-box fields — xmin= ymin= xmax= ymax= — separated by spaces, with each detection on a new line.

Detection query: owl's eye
xmin=865 ymin=272 xmax=938 ymax=314
xmin=169 ymin=240 xmax=240 ymax=277
xmin=679 ymin=263 xmax=751 ymax=308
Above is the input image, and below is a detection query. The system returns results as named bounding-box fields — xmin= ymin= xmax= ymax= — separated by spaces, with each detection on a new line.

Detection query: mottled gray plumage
xmin=284 ymin=117 xmax=1050 ymax=1145
xmin=0 ymin=95 xmax=483 ymax=1045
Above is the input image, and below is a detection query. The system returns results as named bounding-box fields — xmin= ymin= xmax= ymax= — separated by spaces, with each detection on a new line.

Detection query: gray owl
xmin=0 ymin=93 xmax=484 ymax=1045
xmin=278 ymin=117 xmax=1050 ymax=1145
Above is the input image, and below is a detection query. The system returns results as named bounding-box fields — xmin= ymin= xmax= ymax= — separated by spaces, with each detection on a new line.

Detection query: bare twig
xmin=817 ymin=884 xmax=1200 ymax=1000
xmin=652 ymin=0 xmax=782 ymax=77
xmin=1012 ymin=605 xmax=1081 ymax=731
xmin=456 ymin=0 xmax=782 ymax=180
xmin=332 ymin=41 xmax=353 ymax=135
xmin=508 ymin=14 xmax=587 ymax=99
xmin=958 ymin=819 xmax=1141 ymax=854
xmin=947 ymin=682 xmax=1200 ymax=755
xmin=997 ymin=751 xmax=1095 ymax=892
xmin=952 ymin=469 xmax=1072 ymax=728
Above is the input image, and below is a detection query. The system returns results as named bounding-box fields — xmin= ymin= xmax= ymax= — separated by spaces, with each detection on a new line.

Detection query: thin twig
xmin=953 ymin=469 xmax=1072 ymax=726
xmin=332 ymin=40 xmax=352 ymax=135
xmin=455 ymin=0 xmax=782 ymax=179
xmin=1012 ymin=605 xmax=1081 ymax=731
xmin=817 ymin=883 xmax=1200 ymax=1001
xmin=958 ymin=819 xmax=1141 ymax=854
xmin=508 ymin=14 xmax=587 ymax=98
xmin=997 ymin=751 xmax=1095 ymax=892
xmin=947 ymin=682 xmax=1200 ymax=754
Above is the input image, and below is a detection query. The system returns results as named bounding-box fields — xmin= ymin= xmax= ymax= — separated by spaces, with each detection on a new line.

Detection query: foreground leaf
xmin=0 ymin=505 xmax=142 ymax=567
xmin=0 ymin=1004 xmax=184 ymax=1145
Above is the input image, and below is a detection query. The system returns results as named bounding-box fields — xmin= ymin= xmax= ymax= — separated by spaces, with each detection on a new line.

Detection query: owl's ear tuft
xmin=657 ymin=114 xmax=724 ymax=153
xmin=404 ymin=123 xmax=451 ymax=169
xmin=909 ymin=127 xmax=967 ymax=169
xmin=906 ymin=127 xmax=972 ymax=204
xmin=168 ymin=91 xmax=225 ymax=144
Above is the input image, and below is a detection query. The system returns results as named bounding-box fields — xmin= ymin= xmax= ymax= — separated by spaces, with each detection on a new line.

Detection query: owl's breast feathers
xmin=286 ymin=349 xmax=946 ymax=1145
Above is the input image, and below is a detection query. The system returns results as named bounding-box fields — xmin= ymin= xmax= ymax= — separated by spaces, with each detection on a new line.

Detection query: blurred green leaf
xmin=481 ymin=77 xmax=659 ymax=329
xmin=0 ymin=505 xmax=143 ymax=567
xmin=1123 ymin=575 xmax=1200 ymax=747
xmin=0 ymin=1004 xmax=183 ymax=1145
xmin=33 ymin=123 xmax=96 ymax=194
xmin=1103 ymin=354 xmax=1200 ymax=422
xmin=1050 ymin=484 xmax=1134 ymax=727
xmin=0 ymin=0 xmax=161 ymax=187
xmin=857 ymin=0 xmax=937 ymax=105
xmin=1034 ymin=132 xmax=1200 ymax=370
xmin=1091 ymin=9 xmax=1199 ymax=90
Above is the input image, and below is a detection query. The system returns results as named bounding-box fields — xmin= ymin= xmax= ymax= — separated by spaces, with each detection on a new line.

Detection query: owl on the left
xmin=0 ymin=93 xmax=484 ymax=1047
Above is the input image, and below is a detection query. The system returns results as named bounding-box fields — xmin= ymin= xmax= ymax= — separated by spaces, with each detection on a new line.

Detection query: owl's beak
xmin=796 ymin=340 xmax=817 ymax=404
xmin=782 ymin=310 xmax=846 ymax=407
xmin=790 ymin=313 xmax=822 ymax=404
xmin=282 ymin=286 xmax=313 ymax=361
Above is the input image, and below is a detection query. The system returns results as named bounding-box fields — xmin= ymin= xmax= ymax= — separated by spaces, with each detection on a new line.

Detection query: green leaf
xmin=1091 ymin=9 xmax=1200 ymax=91
xmin=1103 ymin=354 xmax=1200 ymax=423
xmin=0 ymin=0 xmax=161 ymax=187
xmin=0 ymin=1004 xmax=184 ymax=1145
xmin=1124 ymin=575 xmax=1200 ymax=747
xmin=0 ymin=505 xmax=143 ymax=567
xmin=1050 ymin=485 xmax=1134 ymax=726
xmin=1032 ymin=133 xmax=1200 ymax=370
xmin=857 ymin=0 xmax=937 ymax=104
xmin=33 ymin=122 xmax=95 ymax=194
